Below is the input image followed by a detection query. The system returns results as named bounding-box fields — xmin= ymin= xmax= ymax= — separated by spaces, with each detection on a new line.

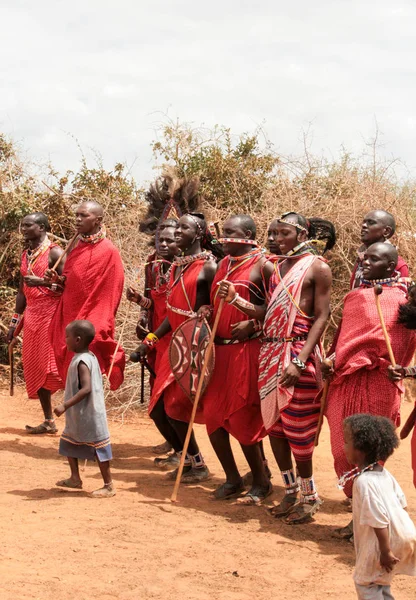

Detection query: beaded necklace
xmin=174 ymin=251 xmax=213 ymax=266
xmin=26 ymin=237 xmax=51 ymax=274
xmin=218 ymin=237 xmax=260 ymax=247
xmin=167 ymin=251 xmax=214 ymax=315
xmin=337 ymin=462 xmax=378 ymax=490
xmin=213 ymin=249 xmax=264 ymax=304
xmin=80 ymin=225 xmax=106 ymax=245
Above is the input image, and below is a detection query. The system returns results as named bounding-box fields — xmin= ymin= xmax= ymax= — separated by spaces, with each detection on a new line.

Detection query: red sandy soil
xmin=1 ymin=386 xmax=415 ymax=600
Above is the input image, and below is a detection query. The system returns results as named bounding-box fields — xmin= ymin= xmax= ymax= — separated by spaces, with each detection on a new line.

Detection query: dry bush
xmin=2 ymin=123 xmax=416 ymax=415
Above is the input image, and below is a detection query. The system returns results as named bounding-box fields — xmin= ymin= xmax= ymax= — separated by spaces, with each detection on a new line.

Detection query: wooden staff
xmin=374 ymin=284 xmax=396 ymax=365
xmin=9 ymin=318 xmax=24 ymax=397
xmin=314 ymin=364 xmax=332 ymax=447
xmin=171 ymin=299 xmax=225 ymax=503
xmin=107 ymin=302 xmax=131 ymax=383
xmin=51 ymin=233 xmax=79 ymax=271
xmin=140 ymin=362 xmax=145 ymax=404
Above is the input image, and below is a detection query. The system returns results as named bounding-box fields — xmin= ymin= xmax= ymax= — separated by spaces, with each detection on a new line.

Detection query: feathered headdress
xmin=139 ymin=167 xmax=202 ymax=249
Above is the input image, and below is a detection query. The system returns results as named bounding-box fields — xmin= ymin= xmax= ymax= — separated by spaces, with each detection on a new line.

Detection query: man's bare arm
xmin=297 ymin=260 xmax=332 ymax=365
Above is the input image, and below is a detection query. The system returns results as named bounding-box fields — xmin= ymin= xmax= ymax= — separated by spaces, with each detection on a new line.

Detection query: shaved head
xmin=77 ymin=200 xmax=104 ymax=217
xmin=367 ymin=242 xmax=398 ymax=267
xmin=364 ymin=210 xmax=396 ymax=236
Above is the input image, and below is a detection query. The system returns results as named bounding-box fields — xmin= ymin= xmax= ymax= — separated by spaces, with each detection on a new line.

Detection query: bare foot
xmin=90 ymin=483 xmax=116 ymax=498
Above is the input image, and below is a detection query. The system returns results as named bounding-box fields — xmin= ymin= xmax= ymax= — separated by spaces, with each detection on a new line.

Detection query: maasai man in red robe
xmin=127 ymin=221 xmax=180 ymax=464
xmin=325 ymin=242 xmax=416 ymax=540
xmin=199 ymin=215 xmax=273 ymax=504
xmin=6 ymin=212 xmax=64 ymax=433
xmin=257 ymin=212 xmax=332 ymax=524
xmin=47 ymin=201 xmax=125 ymax=390
xmin=350 ymin=210 xmax=408 ymax=289
xmin=137 ymin=213 xmax=221 ymax=483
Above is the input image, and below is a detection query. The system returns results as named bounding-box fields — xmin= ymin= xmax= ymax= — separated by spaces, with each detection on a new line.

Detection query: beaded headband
xmin=187 ymin=213 xmax=205 ymax=235
xmin=276 ymin=217 xmax=308 ymax=235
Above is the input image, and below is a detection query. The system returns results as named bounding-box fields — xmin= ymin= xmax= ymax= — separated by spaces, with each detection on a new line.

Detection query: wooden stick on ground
xmin=171 ymin=299 xmax=225 ymax=503
xmin=107 ymin=303 xmax=131 ymax=384
xmin=374 ymin=284 xmax=396 ymax=365
xmin=9 ymin=319 xmax=24 ymax=397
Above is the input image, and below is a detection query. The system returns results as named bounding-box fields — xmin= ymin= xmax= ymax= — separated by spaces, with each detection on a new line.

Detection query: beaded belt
xmin=214 ymin=331 xmax=262 ymax=345
xmin=261 ymin=334 xmax=307 ymax=344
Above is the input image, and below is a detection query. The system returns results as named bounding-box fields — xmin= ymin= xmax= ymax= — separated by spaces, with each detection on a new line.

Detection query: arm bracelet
xmin=405 ymin=366 xmax=416 ymax=378
xmin=292 ymin=356 xmax=306 ymax=370
xmin=230 ymin=294 xmax=256 ymax=315
xmin=9 ymin=313 xmax=23 ymax=328
xmin=138 ymin=296 xmax=152 ymax=310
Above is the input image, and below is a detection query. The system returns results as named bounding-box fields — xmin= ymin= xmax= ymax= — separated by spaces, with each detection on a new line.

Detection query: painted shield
xmin=169 ymin=317 xmax=215 ymax=402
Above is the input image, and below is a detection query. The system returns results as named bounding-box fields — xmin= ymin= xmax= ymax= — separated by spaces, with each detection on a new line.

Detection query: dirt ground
xmin=1 ymin=387 xmax=415 ymax=600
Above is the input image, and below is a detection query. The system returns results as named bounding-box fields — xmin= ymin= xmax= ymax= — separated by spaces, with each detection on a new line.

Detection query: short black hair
xmin=230 ymin=214 xmax=257 ymax=240
xmin=160 ymin=218 xmax=178 ymax=230
xmin=344 ymin=414 xmax=399 ymax=463
xmin=26 ymin=212 xmax=50 ymax=231
xmin=308 ymin=218 xmax=336 ymax=252
xmin=67 ymin=320 xmax=95 ymax=345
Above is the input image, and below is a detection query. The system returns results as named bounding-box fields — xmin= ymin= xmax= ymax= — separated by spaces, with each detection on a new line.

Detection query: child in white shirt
xmin=342 ymin=413 xmax=416 ymax=599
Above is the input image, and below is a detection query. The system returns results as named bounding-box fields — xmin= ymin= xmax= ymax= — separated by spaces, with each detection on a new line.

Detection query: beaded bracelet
xmin=292 ymin=356 xmax=306 ymax=370
xmin=405 ymin=366 xmax=416 ymax=378
xmin=9 ymin=313 xmax=22 ymax=328
xmin=138 ymin=296 xmax=152 ymax=310
xmin=249 ymin=319 xmax=263 ymax=332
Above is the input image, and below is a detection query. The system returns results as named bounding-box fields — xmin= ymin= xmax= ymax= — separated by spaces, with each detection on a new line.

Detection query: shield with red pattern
xmin=169 ymin=316 xmax=215 ymax=402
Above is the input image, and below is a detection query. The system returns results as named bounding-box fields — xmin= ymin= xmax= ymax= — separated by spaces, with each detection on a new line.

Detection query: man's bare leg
xmin=56 ymin=456 xmax=82 ymax=488
xmin=268 ymin=436 xmax=300 ymax=516
xmin=167 ymin=417 xmax=210 ymax=482
xmin=91 ymin=459 xmax=116 ymax=497
xmin=209 ymin=428 xmax=244 ymax=498
xmin=241 ymin=443 xmax=270 ymax=493
xmin=26 ymin=388 xmax=57 ymax=434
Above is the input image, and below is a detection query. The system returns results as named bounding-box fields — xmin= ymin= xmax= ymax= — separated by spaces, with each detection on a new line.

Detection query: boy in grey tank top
xmin=54 ymin=320 xmax=115 ymax=498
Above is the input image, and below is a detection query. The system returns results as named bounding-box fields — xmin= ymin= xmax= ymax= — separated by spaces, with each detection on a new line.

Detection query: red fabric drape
xmin=49 ymin=238 xmax=125 ymax=390
xmin=21 ymin=244 xmax=63 ymax=398
xmin=203 ymin=254 xmax=267 ymax=444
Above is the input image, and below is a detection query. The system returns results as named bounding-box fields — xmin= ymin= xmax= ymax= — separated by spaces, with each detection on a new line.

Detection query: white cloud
xmin=1 ymin=0 xmax=416 ymax=182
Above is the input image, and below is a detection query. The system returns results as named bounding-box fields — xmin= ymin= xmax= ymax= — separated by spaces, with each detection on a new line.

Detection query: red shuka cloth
xmin=202 ymin=253 xmax=267 ymax=445
xmin=21 ymin=244 xmax=63 ymax=398
xmin=150 ymin=259 xmax=207 ymax=423
xmin=326 ymin=286 xmax=416 ymax=497
xmin=49 ymin=238 xmax=125 ymax=390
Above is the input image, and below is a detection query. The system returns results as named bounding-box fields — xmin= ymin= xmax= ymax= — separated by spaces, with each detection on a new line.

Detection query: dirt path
xmin=1 ymin=387 xmax=415 ymax=600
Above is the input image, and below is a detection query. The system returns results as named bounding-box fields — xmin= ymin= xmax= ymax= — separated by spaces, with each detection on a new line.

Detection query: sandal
xmin=26 ymin=421 xmax=58 ymax=434
xmin=165 ymin=465 xmax=193 ymax=481
xmin=154 ymin=452 xmax=180 ymax=470
xmin=181 ymin=466 xmax=211 ymax=484
xmin=213 ymin=480 xmax=245 ymax=500
xmin=152 ymin=441 xmax=172 ymax=455
xmin=333 ymin=520 xmax=354 ymax=540
xmin=236 ymin=481 xmax=273 ymax=506
xmin=269 ymin=493 xmax=300 ymax=518
xmin=56 ymin=478 xmax=83 ymax=489
xmin=283 ymin=498 xmax=323 ymax=524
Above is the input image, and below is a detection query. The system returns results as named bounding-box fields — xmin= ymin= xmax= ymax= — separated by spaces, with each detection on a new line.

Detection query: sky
xmin=1 ymin=0 xmax=416 ymax=183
